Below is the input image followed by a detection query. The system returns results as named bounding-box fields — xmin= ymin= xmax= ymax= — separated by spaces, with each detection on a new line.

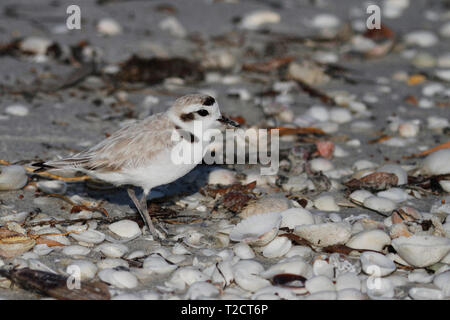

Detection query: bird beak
xmin=217 ymin=115 xmax=240 ymax=127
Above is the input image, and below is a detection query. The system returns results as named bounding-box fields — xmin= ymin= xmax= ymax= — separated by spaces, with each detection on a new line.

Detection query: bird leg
xmin=127 ymin=187 xmax=159 ymax=239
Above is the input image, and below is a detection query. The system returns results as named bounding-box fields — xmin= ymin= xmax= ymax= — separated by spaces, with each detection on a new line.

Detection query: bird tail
xmin=31 ymin=157 xmax=90 ymax=173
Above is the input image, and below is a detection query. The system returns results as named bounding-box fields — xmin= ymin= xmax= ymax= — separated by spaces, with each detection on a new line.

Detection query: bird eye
xmin=197 ymin=109 xmax=209 ymax=117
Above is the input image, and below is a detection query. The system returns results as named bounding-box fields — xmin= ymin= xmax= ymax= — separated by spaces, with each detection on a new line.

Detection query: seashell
xmin=233 ymin=243 xmax=255 ymax=259
xmin=280 ymin=208 xmax=314 ymax=229
xmin=349 ymin=190 xmax=373 ymax=203
xmin=337 ymin=288 xmax=367 ymax=300
xmin=392 ymin=236 xmax=450 ymax=267
xmin=408 ymin=269 xmax=434 ymax=284
xmin=240 ymin=10 xmax=280 ymax=30
xmin=36 ymin=180 xmax=67 ymax=194
xmin=239 ymin=196 xmax=289 ymax=219
xmin=0 ymin=237 xmax=35 ymax=258
xmin=404 ymin=30 xmax=438 ymax=47
xmin=71 ymin=230 xmax=105 ymax=244
xmin=310 ymin=158 xmax=334 ymax=173
xmin=97 ymin=258 xmax=128 ymax=270
xmin=294 ymin=222 xmax=352 ymax=247
xmin=398 ymin=122 xmax=419 ymax=137
xmin=409 ymin=287 xmax=444 ymax=300
xmin=314 ymin=195 xmax=340 ymax=212
xmin=376 ymin=164 xmax=408 ymax=185
xmin=336 ymin=273 xmax=361 ymax=291
xmin=353 ymin=160 xmax=377 ymax=171
xmin=112 ymin=293 xmax=140 ymax=300
xmin=143 ymin=256 xmax=177 ymax=274
xmin=139 ymin=290 xmax=160 ymax=300
xmin=391 ymin=206 xmax=421 ymax=224
xmin=208 ymin=169 xmax=236 ymax=185
xmin=96 ymin=243 xmax=129 ymax=258
xmin=363 ymin=196 xmax=397 ymax=213
xmin=184 ymin=281 xmax=219 ymax=299
xmin=389 ymin=223 xmax=413 ymax=239
xmin=285 ymin=246 xmax=313 ymax=259
xmin=305 ymin=276 xmax=335 ymax=294
xmin=108 ymin=220 xmax=141 ymax=239
xmin=0 ymin=165 xmax=28 ymax=191
xmin=312 ymin=258 xmax=334 ymax=279
xmin=346 ymin=230 xmax=391 ymax=251
xmin=97 ymin=18 xmax=122 ymax=36
xmin=211 ymin=260 xmax=234 ymax=287
xmin=32 ymin=244 xmax=53 ymax=256
xmin=439 ymin=180 xmax=450 ymax=193
xmin=311 ymin=14 xmax=340 ymax=29
xmin=67 ymin=260 xmax=98 ymax=280
xmin=229 ymin=212 xmax=281 ymax=246
xmin=422 ymin=149 xmax=450 ymax=175
xmin=98 ymin=268 xmax=138 ymax=289
xmin=360 ymin=252 xmax=396 ymax=277
xmin=234 ymin=269 xmax=271 ymax=292
xmin=377 ymin=188 xmax=410 ymax=203
xmin=252 ymin=286 xmax=297 ymax=300
xmin=262 ymin=237 xmax=292 ymax=258
xmin=62 ymin=245 xmax=91 ymax=256
xmin=260 ymin=257 xmax=312 ymax=279
xmin=165 ymin=267 xmax=209 ymax=291
xmin=329 ymin=108 xmax=352 ymax=124
xmin=433 ymin=271 xmax=450 ymax=297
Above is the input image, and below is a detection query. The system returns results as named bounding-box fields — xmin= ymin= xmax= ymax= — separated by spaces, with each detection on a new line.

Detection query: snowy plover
xmin=34 ymin=94 xmax=238 ymax=238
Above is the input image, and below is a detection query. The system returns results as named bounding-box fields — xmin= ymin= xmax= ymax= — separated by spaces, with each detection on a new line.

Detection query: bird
xmin=33 ymin=94 xmax=239 ymax=239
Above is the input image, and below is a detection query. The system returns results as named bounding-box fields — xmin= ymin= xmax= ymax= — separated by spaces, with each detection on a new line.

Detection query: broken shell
xmin=408 ymin=269 xmax=434 ymax=284
xmin=433 ymin=271 xmax=450 ymax=297
xmin=305 ymin=276 xmax=335 ymax=294
xmin=96 ymin=243 xmax=129 ymax=258
xmin=392 ymin=236 xmax=450 ymax=267
xmin=422 ymin=149 xmax=450 ymax=175
xmin=240 ymin=10 xmax=280 ymax=30
xmin=208 ymin=169 xmax=236 ymax=185
xmin=262 ymin=237 xmax=292 ymax=258
xmin=165 ymin=267 xmax=209 ymax=291
xmin=377 ymin=188 xmax=410 ymax=203
xmin=97 ymin=258 xmax=128 ymax=270
xmin=376 ymin=164 xmax=408 ymax=185
xmin=97 ymin=18 xmax=122 ymax=36
xmin=366 ymin=278 xmax=395 ymax=299
xmin=349 ymin=190 xmax=373 ymax=203
xmin=346 ymin=230 xmax=391 ymax=251
xmin=62 ymin=245 xmax=91 ymax=256
xmin=280 ymin=208 xmax=314 ymax=229
xmin=294 ymin=222 xmax=352 ymax=247
xmin=229 ymin=212 xmax=281 ymax=246
xmin=314 ymin=195 xmax=340 ymax=212
xmin=0 ymin=165 xmax=28 ymax=191
xmin=184 ymin=281 xmax=219 ymax=299
xmin=260 ymin=257 xmax=312 ymax=279
xmin=313 ymin=258 xmax=334 ymax=279
xmin=363 ymin=196 xmax=397 ymax=213
xmin=389 ymin=223 xmax=413 ymax=239
xmin=360 ymin=252 xmax=396 ymax=277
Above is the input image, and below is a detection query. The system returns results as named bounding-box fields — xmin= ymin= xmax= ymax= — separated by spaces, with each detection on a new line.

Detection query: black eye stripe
xmin=197 ymin=109 xmax=209 ymax=116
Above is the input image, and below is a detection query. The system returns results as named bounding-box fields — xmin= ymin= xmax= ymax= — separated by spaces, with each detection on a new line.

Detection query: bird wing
xmin=40 ymin=113 xmax=178 ymax=172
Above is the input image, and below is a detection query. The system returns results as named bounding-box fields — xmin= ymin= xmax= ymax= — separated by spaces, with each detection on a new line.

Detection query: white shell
xmin=165 ymin=267 xmax=209 ymax=291
xmin=314 ymin=195 xmax=340 ymax=211
xmin=349 ymin=190 xmax=373 ymax=203
xmin=285 ymin=246 xmax=313 ymax=259
xmin=0 ymin=165 xmax=28 ymax=191
xmin=404 ymin=30 xmax=438 ymax=47
xmin=280 ymin=208 xmax=314 ymax=229
xmin=408 ymin=269 xmax=434 ymax=284
xmin=108 ymin=220 xmax=141 ymax=239
xmin=313 ymin=259 xmax=334 ymax=279
xmin=5 ymin=104 xmax=29 ymax=116
xmin=67 ymin=260 xmax=98 ymax=280
xmin=346 ymin=230 xmax=391 ymax=251
xmin=409 ymin=287 xmax=444 ymax=300
xmin=143 ymin=256 xmax=177 ymax=274
xmin=260 ymin=257 xmax=312 ymax=279
xmin=36 ymin=180 xmax=67 ymax=194
xmin=98 ymin=269 xmax=138 ymax=289
xmin=62 ymin=245 xmax=91 ymax=256
xmin=97 ymin=258 xmax=128 ymax=270
xmin=377 ymin=188 xmax=411 ymax=203
xmin=262 ymin=237 xmax=292 ymax=258
xmin=305 ymin=276 xmax=335 ymax=294
xmin=363 ymin=196 xmax=397 ymax=213
xmin=310 ymin=158 xmax=334 ymax=173
xmin=392 ymin=236 xmax=450 ymax=267
xmin=71 ymin=230 xmax=105 ymax=244
xmin=229 ymin=212 xmax=281 ymax=246
xmin=184 ymin=281 xmax=219 ymax=299
xmin=33 ymin=244 xmax=53 ymax=256
xmin=366 ymin=278 xmax=395 ymax=299
xmin=422 ymin=149 xmax=450 ymax=175
xmin=234 ymin=269 xmax=271 ymax=292
xmin=337 ymin=288 xmax=367 ymax=300
xmin=233 ymin=243 xmax=255 ymax=259
xmin=360 ymin=252 xmax=396 ymax=277
xmin=306 ymin=291 xmax=337 ymax=300
xmin=294 ymin=222 xmax=352 ymax=247
xmin=208 ymin=169 xmax=236 ymax=185
xmin=433 ymin=271 xmax=450 ymax=297
xmin=96 ymin=243 xmax=129 ymax=258
xmin=97 ymin=18 xmax=122 ymax=36
xmin=19 ymin=37 xmax=52 ymax=55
